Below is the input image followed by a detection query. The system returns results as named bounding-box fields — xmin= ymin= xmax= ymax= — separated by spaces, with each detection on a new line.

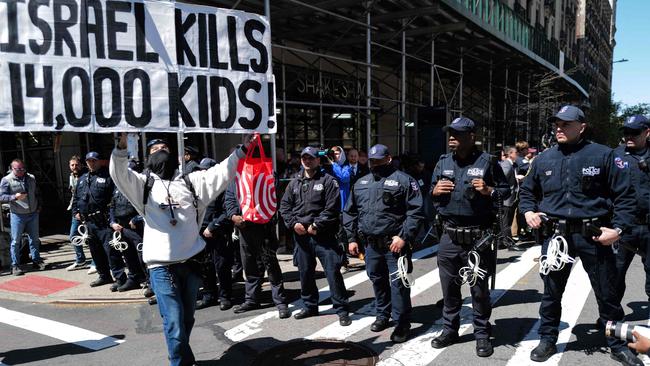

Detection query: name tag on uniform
xmin=582 ymin=167 xmax=600 ymax=176
xmin=360 ymin=180 xmax=369 ymax=185
xmin=384 ymin=179 xmax=399 ymax=187
xmin=545 ymin=170 xmax=552 ymax=176
xmin=467 ymin=168 xmax=484 ymax=176
xmin=443 ymin=170 xmax=454 ymax=176
xmin=313 ymin=184 xmax=324 ymax=191
xmin=96 ymin=178 xmax=106 ymax=184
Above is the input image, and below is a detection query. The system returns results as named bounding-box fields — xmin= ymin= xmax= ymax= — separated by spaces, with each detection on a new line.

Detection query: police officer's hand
xmin=129 ymin=220 xmax=137 ymax=230
xmin=594 ymin=227 xmax=619 ymax=246
xmin=117 ymin=132 xmax=128 ymax=150
xmin=524 ymin=211 xmax=544 ymax=229
xmin=111 ymin=223 xmax=123 ymax=232
xmin=203 ymin=228 xmax=213 ymax=238
xmin=349 ymin=242 xmax=360 ymax=256
xmin=432 ymin=180 xmax=455 ymax=196
xmin=307 ymin=224 xmax=317 ymax=235
xmin=232 ymin=215 xmax=246 ymax=228
xmin=628 ymin=331 xmax=650 ymax=354
xmin=14 ymin=192 xmax=28 ymax=201
xmin=74 ymin=213 xmax=81 ymax=221
xmin=241 ymin=133 xmax=256 ymax=150
xmin=471 ymin=178 xmax=491 ymax=196
xmin=389 ymin=236 xmax=406 ymax=253
xmin=294 ymin=223 xmax=307 ymax=235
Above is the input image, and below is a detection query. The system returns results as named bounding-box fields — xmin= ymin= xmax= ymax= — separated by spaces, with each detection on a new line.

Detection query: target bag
xmin=236 ymin=134 xmax=277 ymax=224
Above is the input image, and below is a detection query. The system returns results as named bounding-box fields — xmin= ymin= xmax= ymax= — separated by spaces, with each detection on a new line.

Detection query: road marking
xmin=307 ymin=267 xmax=441 ymax=340
xmin=378 ymin=245 xmax=541 ymax=366
xmin=0 ymin=306 xmax=125 ymax=351
xmin=224 ymin=245 xmax=438 ymax=342
xmin=506 ymin=261 xmax=591 ymax=366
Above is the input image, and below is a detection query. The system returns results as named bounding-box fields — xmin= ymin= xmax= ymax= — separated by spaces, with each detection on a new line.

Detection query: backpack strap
xmin=182 ymin=174 xmax=199 ymax=224
xmin=142 ymin=170 xmax=155 ymax=215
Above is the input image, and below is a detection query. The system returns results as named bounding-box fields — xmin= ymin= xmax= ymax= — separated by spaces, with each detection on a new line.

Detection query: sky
xmin=611 ymin=0 xmax=650 ymax=108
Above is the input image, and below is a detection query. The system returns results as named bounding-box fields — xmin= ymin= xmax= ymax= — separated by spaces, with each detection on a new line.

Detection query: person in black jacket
xmin=224 ymin=179 xmax=290 ymax=319
xmin=196 ymin=158 xmax=235 ymax=311
xmin=279 ymin=147 xmax=352 ymax=326
xmin=72 ymin=152 xmax=125 ymax=288
xmin=344 ymin=144 xmax=425 ymax=343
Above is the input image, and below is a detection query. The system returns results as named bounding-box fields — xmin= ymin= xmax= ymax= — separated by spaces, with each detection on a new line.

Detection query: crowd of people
xmin=1 ymin=107 xmax=649 ymax=366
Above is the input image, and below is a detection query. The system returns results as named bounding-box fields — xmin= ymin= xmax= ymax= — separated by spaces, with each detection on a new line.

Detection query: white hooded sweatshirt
xmin=109 ymin=147 xmax=244 ymax=268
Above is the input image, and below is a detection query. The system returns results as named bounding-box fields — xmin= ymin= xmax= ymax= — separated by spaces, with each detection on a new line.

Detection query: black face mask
xmin=147 ymin=150 xmax=177 ymax=180
xmin=371 ymin=164 xmax=394 ymax=179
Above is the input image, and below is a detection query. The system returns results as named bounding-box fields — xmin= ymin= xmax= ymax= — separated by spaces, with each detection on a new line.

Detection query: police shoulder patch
xmin=410 ymin=181 xmax=419 ymax=191
xmin=614 ymin=156 xmax=628 ymax=169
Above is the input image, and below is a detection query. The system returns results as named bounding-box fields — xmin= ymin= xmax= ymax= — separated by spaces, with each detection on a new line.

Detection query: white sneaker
xmin=87 ymin=265 xmax=97 ymax=275
xmin=66 ymin=262 xmax=86 ymax=271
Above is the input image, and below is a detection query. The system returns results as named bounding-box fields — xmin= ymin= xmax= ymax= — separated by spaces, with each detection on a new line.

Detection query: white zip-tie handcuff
xmin=390 ymin=255 xmax=415 ymax=288
xmin=109 ymin=231 xmax=128 ymax=251
xmin=70 ymin=224 xmax=89 ymax=247
xmin=539 ymin=234 xmax=575 ymax=275
xmin=136 ymin=242 xmax=143 ymax=252
xmin=459 ymin=250 xmax=488 ymax=287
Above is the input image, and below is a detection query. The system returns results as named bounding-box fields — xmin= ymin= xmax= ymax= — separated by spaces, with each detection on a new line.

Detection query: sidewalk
xmin=0 ymin=235 xmax=364 ymax=305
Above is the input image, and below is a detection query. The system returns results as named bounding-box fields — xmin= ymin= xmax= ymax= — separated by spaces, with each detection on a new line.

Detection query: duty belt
xmin=84 ymin=211 xmax=108 ymax=226
xmin=362 ymin=234 xmax=393 ymax=251
xmin=443 ymin=225 xmax=483 ymax=246
xmin=541 ymin=216 xmax=604 ymax=237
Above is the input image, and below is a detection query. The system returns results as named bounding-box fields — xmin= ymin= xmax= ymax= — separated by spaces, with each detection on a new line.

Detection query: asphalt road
xmin=1 ymin=243 xmax=649 ymax=366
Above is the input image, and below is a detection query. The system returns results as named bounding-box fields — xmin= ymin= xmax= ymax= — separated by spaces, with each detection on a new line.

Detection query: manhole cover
xmin=252 ymin=340 xmax=378 ymax=366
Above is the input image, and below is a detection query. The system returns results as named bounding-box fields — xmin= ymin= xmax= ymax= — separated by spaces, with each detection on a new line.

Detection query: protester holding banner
xmin=225 ymin=137 xmax=290 ymax=319
xmin=110 ymin=132 xmax=251 ymax=366
xmin=279 ymin=146 xmax=352 ymax=326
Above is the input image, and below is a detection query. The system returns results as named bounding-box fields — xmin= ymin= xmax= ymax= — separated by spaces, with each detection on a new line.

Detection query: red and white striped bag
xmin=236 ymin=134 xmax=277 ymax=223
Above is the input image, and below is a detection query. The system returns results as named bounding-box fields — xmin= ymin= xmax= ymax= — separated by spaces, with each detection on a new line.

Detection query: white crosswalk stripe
xmin=0 ymin=306 xmax=124 ymax=351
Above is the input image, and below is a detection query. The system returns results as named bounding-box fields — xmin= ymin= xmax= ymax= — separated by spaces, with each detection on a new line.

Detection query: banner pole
xmin=264 ymin=0 xmax=277 ymax=174
xmin=177 ymin=131 xmax=185 ymax=174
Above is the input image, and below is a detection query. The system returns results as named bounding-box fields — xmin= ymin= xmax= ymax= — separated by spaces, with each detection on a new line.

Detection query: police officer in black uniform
xmin=72 ymin=152 xmax=126 ymax=287
xmin=614 ymin=115 xmax=650 ymax=304
xmin=109 ymin=184 xmax=147 ymax=292
xmin=224 ymin=180 xmax=291 ymax=319
xmin=429 ymin=117 xmax=510 ymax=357
xmin=196 ymin=158 xmax=234 ymax=311
xmin=344 ymin=144 xmax=424 ymax=343
xmin=280 ymin=146 xmax=351 ymax=326
xmin=519 ymin=106 xmax=640 ymax=366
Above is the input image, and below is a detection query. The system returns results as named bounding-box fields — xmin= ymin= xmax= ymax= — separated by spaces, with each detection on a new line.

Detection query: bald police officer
xmin=519 ymin=105 xmax=640 ymax=366
xmin=344 ymin=144 xmax=424 ymax=343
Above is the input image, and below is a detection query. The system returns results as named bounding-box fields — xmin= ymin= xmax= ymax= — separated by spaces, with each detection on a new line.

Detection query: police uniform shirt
xmin=279 ymin=170 xmax=341 ymax=233
xmin=343 ymin=168 xmax=424 ymax=243
xmin=519 ymin=140 xmax=636 ymax=232
xmin=431 ymin=149 xmax=510 ymax=223
xmin=110 ymin=188 xmax=138 ymax=225
xmin=614 ymin=144 xmax=650 ymax=219
xmin=72 ymin=167 xmax=115 ymax=216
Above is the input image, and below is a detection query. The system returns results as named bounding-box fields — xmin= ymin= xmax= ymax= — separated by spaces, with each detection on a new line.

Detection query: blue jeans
xmin=69 ymin=217 xmax=87 ymax=264
xmin=10 ymin=212 xmax=41 ymax=266
xmin=150 ymin=263 xmax=202 ymax=366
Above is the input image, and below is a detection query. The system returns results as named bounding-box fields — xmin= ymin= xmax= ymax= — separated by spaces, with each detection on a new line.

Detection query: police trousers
xmin=238 ymin=222 xmax=287 ymax=306
xmin=538 ymin=233 xmax=625 ymax=351
xmin=365 ymin=241 xmax=412 ymax=325
xmin=85 ymin=221 xmax=125 ymax=281
xmin=200 ymin=230 xmax=233 ymax=301
xmin=294 ymin=233 xmax=349 ymax=315
xmin=438 ymin=233 xmax=492 ymax=338
xmin=614 ymin=225 xmax=650 ymax=303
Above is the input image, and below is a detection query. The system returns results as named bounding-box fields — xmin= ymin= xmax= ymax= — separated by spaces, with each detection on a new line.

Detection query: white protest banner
xmin=0 ymin=0 xmax=276 ymax=133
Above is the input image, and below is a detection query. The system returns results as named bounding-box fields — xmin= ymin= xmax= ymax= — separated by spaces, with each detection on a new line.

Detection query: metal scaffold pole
xmin=365 ymin=9 xmax=372 ymax=151
xmin=265 ymin=0 xmax=277 ymax=171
